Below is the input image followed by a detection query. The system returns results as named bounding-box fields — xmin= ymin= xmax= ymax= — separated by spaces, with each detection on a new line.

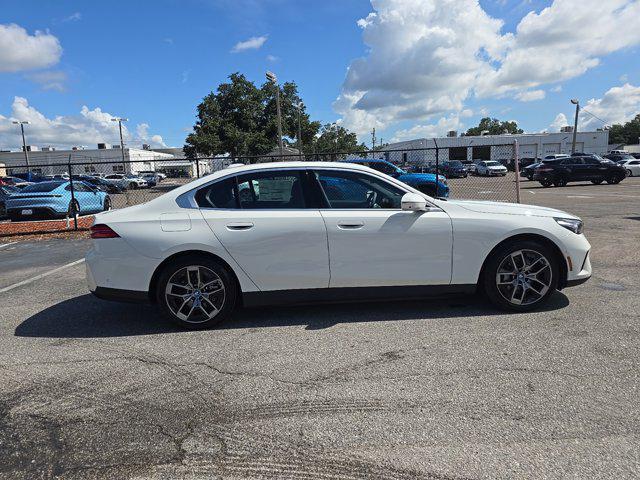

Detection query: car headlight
xmin=554 ymin=217 xmax=583 ymax=234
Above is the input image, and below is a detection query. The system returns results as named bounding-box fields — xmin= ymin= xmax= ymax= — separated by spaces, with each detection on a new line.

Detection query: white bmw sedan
xmin=86 ymin=162 xmax=592 ymax=329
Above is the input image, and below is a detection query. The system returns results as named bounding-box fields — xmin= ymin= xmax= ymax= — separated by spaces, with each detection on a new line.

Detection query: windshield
xmin=447 ymin=161 xmax=463 ymax=167
xmin=19 ymin=181 xmax=64 ymax=193
xmin=485 ymin=161 xmax=501 ymax=166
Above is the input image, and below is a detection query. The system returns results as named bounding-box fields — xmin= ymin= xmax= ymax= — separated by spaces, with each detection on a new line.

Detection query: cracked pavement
xmin=1 ymin=178 xmax=640 ymax=479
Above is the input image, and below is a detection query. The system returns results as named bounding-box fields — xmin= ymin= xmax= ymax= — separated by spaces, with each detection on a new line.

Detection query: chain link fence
xmin=1 ymin=142 xmax=522 ymax=236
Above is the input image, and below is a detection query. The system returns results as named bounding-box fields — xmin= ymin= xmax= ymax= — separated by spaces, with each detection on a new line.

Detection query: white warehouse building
xmin=381 ymin=130 xmax=610 ymax=166
xmin=0 ymin=145 xmax=175 ymax=177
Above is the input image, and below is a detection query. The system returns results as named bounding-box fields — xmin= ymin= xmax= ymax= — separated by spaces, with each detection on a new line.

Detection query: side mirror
xmin=401 ymin=192 xmax=428 ymax=211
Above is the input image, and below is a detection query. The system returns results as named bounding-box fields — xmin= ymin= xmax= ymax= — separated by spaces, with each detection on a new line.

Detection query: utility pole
xmin=111 ymin=117 xmax=128 ymax=171
xmin=12 ymin=121 xmax=31 ymax=173
xmin=266 ymin=71 xmax=284 ymax=158
xmin=296 ymin=102 xmax=303 ymax=160
xmin=570 ymin=99 xmax=579 ymax=154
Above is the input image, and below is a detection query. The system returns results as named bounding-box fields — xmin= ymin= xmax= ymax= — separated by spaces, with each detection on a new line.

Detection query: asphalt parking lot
xmin=1 ymin=177 xmax=639 ymax=479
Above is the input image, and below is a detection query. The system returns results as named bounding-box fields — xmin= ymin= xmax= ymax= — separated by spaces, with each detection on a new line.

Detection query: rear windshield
xmin=485 ymin=161 xmax=501 ymax=166
xmin=19 ymin=181 xmax=64 ymax=193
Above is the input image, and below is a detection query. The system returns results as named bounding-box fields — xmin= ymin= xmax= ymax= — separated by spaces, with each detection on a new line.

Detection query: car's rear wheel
xmin=482 ymin=240 xmax=559 ymax=312
xmin=626 ymin=169 xmax=632 ymax=177
xmin=156 ymin=256 xmax=237 ymax=329
xmin=553 ymin=177 xmax=567 ymax=187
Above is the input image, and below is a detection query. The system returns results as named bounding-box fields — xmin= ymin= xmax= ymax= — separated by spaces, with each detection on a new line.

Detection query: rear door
xmin=197 ymin=169 xmax=330 ymax=291
xmin=312 ymin=168 xmax=453 ymax=288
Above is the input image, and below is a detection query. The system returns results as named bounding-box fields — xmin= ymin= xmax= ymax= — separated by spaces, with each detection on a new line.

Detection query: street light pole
xmin=296 ymin=102 xmax=303 ymax=160
xmin=12 ymin=121 xmax=31 ymax=172
xmin=111 ymin=117 xmax=128 ymax=172
xmin=266 ymin=71 xmax=284 ymax=158
xmin=570 ymin=99 xmax=579 ymax=154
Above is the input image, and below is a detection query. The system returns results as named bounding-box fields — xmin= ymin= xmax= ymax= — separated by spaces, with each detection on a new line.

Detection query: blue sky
xmin=1 ymin=0 xmax=639 ymax=150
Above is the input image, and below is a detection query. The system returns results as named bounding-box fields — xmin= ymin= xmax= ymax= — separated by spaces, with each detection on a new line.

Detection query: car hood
xmin=441 ymin=199 xmax=578 ymax=219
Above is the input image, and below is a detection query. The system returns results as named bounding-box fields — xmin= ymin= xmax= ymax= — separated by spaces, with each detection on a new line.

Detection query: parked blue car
xmin=340 ymin=159 xmax=449 ymax=197
xmin=6 ymin=180 xmax=111 ymax=221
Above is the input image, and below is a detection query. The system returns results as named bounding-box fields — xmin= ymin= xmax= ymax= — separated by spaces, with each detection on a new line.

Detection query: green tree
xmin=608 ymin=114 xmax=640 ymax=145
xmin=184 ymin=73 xmax=271 ymax=159
xmin=311 ymin=123 xmax=367 ymax=159
xmin=465 ymin=117 xmax=524 ymax=136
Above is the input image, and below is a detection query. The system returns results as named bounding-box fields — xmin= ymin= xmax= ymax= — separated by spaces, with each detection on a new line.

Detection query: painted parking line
xmin=0 ymin=258 xmax=85 ymax=294
xmin=567 ymin=195 xmax=594 ymax=199
xmin=0 ymin=242 xmax=17 ymax=249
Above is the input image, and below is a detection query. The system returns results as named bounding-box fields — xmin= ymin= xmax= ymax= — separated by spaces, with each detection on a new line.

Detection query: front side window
xmin=195 ymin=170 xmax=306 ymax=209
xmin=313 ymin=170 xmax=405 ymax=209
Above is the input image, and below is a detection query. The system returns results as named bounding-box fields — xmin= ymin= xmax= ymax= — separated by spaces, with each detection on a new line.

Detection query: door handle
xmin=337 ymin=221 xmax=364 ymax=229
xmin=226 ymin=222 xmax=254 ymax=230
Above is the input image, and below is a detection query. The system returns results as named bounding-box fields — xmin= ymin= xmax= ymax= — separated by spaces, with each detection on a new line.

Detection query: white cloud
xmin=231 ymin=35 xmax=268 ymax=53
xmin=620 ymin=73 xmax=628 ymax=83
xmin=0 ymin=97 xmax=167 ymax=150
xmin=550 ymin=85 xmax=562 ymax=93
xmin=266 ymin=54 xmax=279 ymax=62
xmin=136 ymin=123 xmax=167 ymax=148
xmin=336 ymin=0 xmax=640 ymax=135
xmin=181 ymin=70 xmax=190 ymax=83
xmin=476 ymin=0 xmax=640 ymax=96
xmin=63 ymin=12 xmax=82 ymax=22
xmin=549 ymin=113 xmax=569 ymax=132
xmin=335 ymin=0 xmax=504 ymax=134
xmin=515 ymin=89 xmax=546 ymax=102
xmin=579 ymin=83 xmax=640 ymax=129
xmin=0 ymin=24 xmax=62 ymax=72
xmin=25 ymin=70 xmax=67 ymax=92
xmin=391 ymin=114 xmax=466 ymax=142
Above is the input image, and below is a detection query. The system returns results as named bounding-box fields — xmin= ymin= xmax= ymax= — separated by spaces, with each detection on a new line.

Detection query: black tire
xmin=156 ymin=255 xmax=237 ymax=329
xmin=540 ymin=180 xmax=552 ymax=188
xmin=626 ymin=169 xmax=632 ymax=177
xmin=103 ymin=196 xmax=112 ymax=211
xmin=482 ymin=240 xmax=559 ymax=312
xmin=553 ymin=177 xmax=567 ymax=187
xmin=129 ymin=182 xmax=138 ymax=190
xmin=591 ymin=179 xmax=603 ymax=185
xmin=606 ymin=174 xmax=622 ymax=185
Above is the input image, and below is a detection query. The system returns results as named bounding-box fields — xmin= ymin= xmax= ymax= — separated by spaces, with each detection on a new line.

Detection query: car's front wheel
xmin=591 ymin=179 xmax=603 ymax=185
xmin=626 ymin=169 xmax=633 ymax=177
xmin=606 ymin=174 xmax=623 ymax=184
xmin=157 ymin=256 xmax=237 ymax=329
xmin=540 ymin=180 xmax=552 ymax=187
xmin=482 ymin=240 xmax=559 ymax=311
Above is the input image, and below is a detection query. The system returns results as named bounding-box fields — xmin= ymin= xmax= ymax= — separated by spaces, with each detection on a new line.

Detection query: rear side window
xmin=236 ymin=171 xmax=306 ymax=209
xmin=195 ymin=177 xmax=238 ymax=209
xmin=195 ymin=170 xmax=307 ymax=209
xmin=583 ymin=158 xmax=600 ymax=165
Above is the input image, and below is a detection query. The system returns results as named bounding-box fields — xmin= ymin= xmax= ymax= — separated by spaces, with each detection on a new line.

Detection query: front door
xmin=197 ymin=169 xmax=330 ymax=291
xmin=311 ymin=169 xmax=453 ymax=288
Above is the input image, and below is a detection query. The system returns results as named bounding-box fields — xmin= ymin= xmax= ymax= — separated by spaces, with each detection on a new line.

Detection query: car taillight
xmin=90 ymin=224 xmax=120 ymax=239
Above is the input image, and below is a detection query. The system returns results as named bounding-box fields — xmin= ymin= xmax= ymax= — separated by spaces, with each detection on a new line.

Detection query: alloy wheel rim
xmin=496 ymin=249 xmax=552 ymax=306
xmin=165 ymin=266 xmax=225 ymax=323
